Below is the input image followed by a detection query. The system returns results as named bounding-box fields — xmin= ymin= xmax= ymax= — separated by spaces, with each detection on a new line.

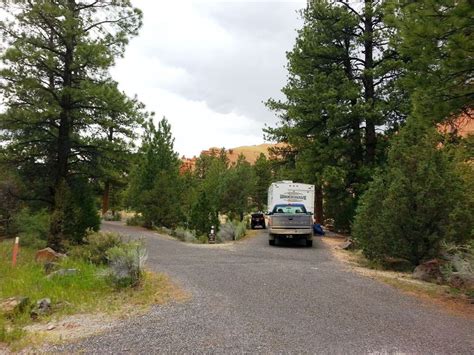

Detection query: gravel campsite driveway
xmin=51 ymin=221 xmax=473 ymax=354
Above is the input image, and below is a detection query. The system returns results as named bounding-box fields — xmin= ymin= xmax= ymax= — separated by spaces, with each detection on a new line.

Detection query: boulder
xmin=413 ymin=259 xmax=445 ymax=283
xmin=46 ymin=268 xmax=78 ymax=279
xmin=448 ymin=273 xmax=474 ymax=291
xmin=30 ymin=298 xmax=52 ymax=319
xmin=0 ymin=297 xmax=29 ymax=315
xmin=340 ymin=239 xmax=356 ymax=250
xmin=35 ymin=247 xmax=66 ymax=263
xmin=44 ymin=261 xmax=60 ymax=274
xmin=37 ymin=298 xmax=51 ymax=313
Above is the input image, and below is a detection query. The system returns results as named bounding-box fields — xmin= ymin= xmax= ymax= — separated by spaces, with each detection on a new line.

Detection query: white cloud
xmin=111 ymin=0 xmax=306 ymax=157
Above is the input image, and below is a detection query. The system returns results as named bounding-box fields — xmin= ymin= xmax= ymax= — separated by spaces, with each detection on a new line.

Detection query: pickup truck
xmin=267 ymin=203 xmax=313 ymax=247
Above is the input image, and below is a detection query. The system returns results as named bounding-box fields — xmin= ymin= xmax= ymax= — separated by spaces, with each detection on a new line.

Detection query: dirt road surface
xmin=50 ymin=221 xmax=474 ymax=354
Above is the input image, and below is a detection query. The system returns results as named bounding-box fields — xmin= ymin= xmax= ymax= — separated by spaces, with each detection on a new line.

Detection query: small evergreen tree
xmin=126 ymin=118 xmax=181 ymax=228
xmin=253 ymin=153 xmax=272 ymax=211
xmin=353 ymin=117 xmax=473 ymax=265
xmin=222 ymin=155 xmax=255 ymax=221
xmin=189 ymin=189 xmax=219 ymax=236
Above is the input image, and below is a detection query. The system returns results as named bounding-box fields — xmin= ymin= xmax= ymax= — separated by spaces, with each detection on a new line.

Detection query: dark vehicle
xmin=250 ymin=213 xmax=266 ymax=229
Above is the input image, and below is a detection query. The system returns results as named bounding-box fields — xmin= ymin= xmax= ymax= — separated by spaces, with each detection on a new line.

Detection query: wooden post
xmin=12 ymin=237 xmax=19 ymax=267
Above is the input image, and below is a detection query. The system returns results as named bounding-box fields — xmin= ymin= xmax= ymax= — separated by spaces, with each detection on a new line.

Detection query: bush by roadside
xmin=105 ymin=242 xmax=148 ymax=288
xmin=217 ymin=220 xmax=247 ymax=241
xmin=102 ymin=212 xmax=122 ymax=221
xmin=172 ymin=227 xmax=197 ymax=243
xmin=69 ymin=231 xmax=122 ymax=265
xmin=13 ymin=208 xmax=50 ymax=249
xmin=154 ymin=220 xmax=248 ymax=244
xmin=126 ymin=214 xmax=145 ymax=227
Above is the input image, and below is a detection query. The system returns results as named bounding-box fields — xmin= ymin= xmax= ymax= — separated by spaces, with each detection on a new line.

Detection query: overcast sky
xmin=111 ymin=0 xmax=306 ymax=157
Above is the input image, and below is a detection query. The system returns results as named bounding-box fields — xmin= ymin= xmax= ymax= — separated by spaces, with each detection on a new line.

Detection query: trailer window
xmin=272 ymin=204 xmax=307 ymax=214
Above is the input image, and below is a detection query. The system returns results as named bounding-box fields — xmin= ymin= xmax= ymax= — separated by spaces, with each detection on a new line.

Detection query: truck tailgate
xmin=270 ymin=214 xmax=312 ymax=229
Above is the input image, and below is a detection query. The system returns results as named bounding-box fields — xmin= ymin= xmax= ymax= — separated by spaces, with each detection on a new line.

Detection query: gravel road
xmin=51 ymin=221 xmax=473 ymax=354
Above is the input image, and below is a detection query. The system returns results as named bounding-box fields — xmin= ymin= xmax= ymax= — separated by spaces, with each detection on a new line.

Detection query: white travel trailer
xmin=267 ymin=181 xmax=315 ymax=214
xmin=267 ymin=181 xmax=315 ymax=247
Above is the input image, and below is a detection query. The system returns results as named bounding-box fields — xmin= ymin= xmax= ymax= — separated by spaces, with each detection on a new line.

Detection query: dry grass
xmin=322 ymin=237 xmax=474 ymax=320
xmin=239 ymin=228 xmax=261 ymax=240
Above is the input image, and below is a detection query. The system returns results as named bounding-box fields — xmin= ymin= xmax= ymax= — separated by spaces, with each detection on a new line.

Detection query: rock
xmin=47 ymin=324 xmax=56 ymax=331
xmin=37 ymin=298 xmax=51 ymax=313
xmin=0 ymin=297 xmax=29 ymax=315
xmin=35 ymin=247 xmax=66 ymax=263
xmin=341 ymin=239 xmax=355 ymax=250
xmin=30 ymin=310 xmax=39 ymax=320
xmin=413 ymin=259 xmax=445 ymax=283
xmin=46 ymin=268 xmax=78 ymax=279
xmin=448 ymin=273 xmax=474 ymax=291
xmin=44 ymin=261 xmax=60 ymax=274
xmin=30 ymin=298 xmax=52 ymax=319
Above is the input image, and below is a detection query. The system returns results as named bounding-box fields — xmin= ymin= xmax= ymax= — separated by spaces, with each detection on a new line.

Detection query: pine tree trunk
xmin=48 ymin=13 xmax=75 ymax=248
xmin=102 ymin=181 xmax=110 ymax=215
xmin=364 ymin=0 xmax=377 ymax=164
xmin=101 ymin=127 xmax=114 ymax=215
xmin=314 ymin=185 xmax=323 ymax=224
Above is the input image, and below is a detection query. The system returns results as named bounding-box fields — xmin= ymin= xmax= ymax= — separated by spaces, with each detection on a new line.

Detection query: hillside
xmin=180 ymin=143 xmax=284 ymax=173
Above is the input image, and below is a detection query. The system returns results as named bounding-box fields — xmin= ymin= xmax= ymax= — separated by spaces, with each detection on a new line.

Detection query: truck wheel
xmin=306 ymin=240 xmax=313 ymax=247
xmin=269 ymin=239 xmax=275 ymax=246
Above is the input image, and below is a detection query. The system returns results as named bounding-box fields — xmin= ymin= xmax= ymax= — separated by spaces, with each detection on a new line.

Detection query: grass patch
xmin=0 ymin=240 xmax=186 ymax=349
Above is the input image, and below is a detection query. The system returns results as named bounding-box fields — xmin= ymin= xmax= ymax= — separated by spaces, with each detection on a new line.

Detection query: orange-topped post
xmin=12 ymin=237 xmax=19 ymax=266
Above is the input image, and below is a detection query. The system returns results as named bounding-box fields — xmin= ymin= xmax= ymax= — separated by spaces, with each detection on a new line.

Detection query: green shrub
xmin=14 ymin=208 xmax=50 ymax=249
xmin=233 ymin=221 xmax=247 ymax=240
xmin=63 ymin=178 xmax=101 ymax=244
xmin=173 ymin=227 xmax=197 ymax=243
xmin=217 ymin=220 xmax=247 ymax=241
xmin=103 ymin=212 xmax=122 ymax=221
xmin=197 ymin=235 xmax=208 ymax=244
xmin=126 ymin=214 xmax=144 ymax=226
xmin=106 ymin=242 xmax=147 ymax=288
xmin=70 ymin=231 xmax=122 ymax=265
xmin=156 ymin=226 xmax=173 ymax=236
xmin=217 ymin=222 xmax=234 ymax=241
xmin=188 ymin=190 xmax=219 ymax=235
xmin=353 ymin=118 xmax=473 ymax=266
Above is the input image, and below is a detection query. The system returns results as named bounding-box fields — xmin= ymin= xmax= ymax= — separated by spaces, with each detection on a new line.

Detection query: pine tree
xmin=353 ymin=117 xmax=473 ymax=265
xmin=0 ymin=0 xmax=144 ymax=248
xmin=386 ymin=0 xmax=473 ymax=122
xmin=127 ymin=118 xmax=181 ymax=228
xmin=266 ymin=0 xmax=406 ymax=229
xmin=222 ymin=155 xmax=255 ymax=221
xmin=253 ymin=153 xmax=272 ymax=211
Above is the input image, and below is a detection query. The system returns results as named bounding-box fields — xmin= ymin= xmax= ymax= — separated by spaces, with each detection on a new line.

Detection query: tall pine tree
xmin=126 ymin=118 xmax=182 ymax=228
xmin=0 ymin=0 xmax=144 ymax=248
xmin=266 ymin=0 xmax=407 ymax=229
